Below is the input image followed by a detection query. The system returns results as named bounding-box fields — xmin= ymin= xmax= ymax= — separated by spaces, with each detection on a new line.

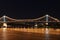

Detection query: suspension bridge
xmin=0 ymin=14 xmax=60 ymax=28
xmin=0 ymin=14 xmax=59 ymax=40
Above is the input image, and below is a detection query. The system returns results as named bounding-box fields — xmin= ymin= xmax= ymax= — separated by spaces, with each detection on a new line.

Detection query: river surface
xmin=0 ymin=28 xmax=60 ymax=40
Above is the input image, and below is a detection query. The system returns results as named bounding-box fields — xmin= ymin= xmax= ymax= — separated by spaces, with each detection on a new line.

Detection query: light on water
xmin=45 ymin=28 xmax=49 ymax=40
xmin=45 ymin=32 xmax=49 ymax=40
xmin=0 ymin=27 xmax=59 ymax=40
xmin=2 ymin=28 xmax=7 ymax=40
xmin=3 ymin=28 xmax=7 ymax=32
xmin=45 ymin=28 xmax=49 ymax=34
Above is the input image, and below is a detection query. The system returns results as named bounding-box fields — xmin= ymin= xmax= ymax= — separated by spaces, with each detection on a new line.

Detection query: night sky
xmin=0 ymin=0 xmax=60 ymax=19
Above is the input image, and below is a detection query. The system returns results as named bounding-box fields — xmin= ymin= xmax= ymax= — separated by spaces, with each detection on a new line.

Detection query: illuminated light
xmin=35 ymin=24 xmax=38 ymax=27
xmin=46 ymin=23 xmax=48 ymax=25
xmin=3 ymin=15 xmax=6 ymax=17
xmin=45 ymin=28 xmax=49 ymax=34
xmin=46 ymin=14 xmax=48 ymax=17
xmin=55 ymin=18 xmax=58 ymax=20
xmin=3 ymin=23 xmax=7 ymax=28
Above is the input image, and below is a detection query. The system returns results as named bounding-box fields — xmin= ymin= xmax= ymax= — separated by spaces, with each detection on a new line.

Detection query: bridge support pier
xmin=3 ymin=22 xmax=7 ymax=28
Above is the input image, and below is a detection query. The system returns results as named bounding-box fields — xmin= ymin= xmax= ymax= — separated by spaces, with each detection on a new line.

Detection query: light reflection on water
xmin=2 ymin=28 xmax=7 ymax=40
xmin=45 ymin=28 xmax=49 ymax=34
xmin=0 ymin=28 xmax=59 ymax=40
xmin=3 ymin=28 xmax=7 ymax=32
xmin=45 ymin=28 xmax=49 ymax=40
xmin=45 ymin=33 xmax=49 ymax=40
xmin=45 ymin=26 xmax=49 ymax=40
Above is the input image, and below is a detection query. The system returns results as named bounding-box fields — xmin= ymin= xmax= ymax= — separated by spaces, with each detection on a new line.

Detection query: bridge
xmin=0 ymin=14 xmax=60 ymax=28
xmin=0 ymin=14 xmax=59 ymax=40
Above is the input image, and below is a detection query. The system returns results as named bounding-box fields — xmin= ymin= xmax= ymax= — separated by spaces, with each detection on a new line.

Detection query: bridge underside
xmin=0 ymin=21 xmax=60 ymax=28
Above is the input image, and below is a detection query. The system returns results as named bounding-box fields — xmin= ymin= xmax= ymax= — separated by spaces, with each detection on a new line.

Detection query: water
xmin=0 ymin=28 xmax=60 ymax=40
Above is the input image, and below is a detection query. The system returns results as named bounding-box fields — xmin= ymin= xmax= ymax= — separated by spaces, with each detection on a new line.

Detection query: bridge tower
xmin=2 ymin=15 xmax=7 ymax=28
xmin=45 ymin=14 xmax=49 ymax=34
xmin=45 ymin=14 xmax=49 ymax=26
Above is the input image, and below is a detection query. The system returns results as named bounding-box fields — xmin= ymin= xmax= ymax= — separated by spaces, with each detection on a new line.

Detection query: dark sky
xmin=0 ymin=0 xmax=60 ymax=19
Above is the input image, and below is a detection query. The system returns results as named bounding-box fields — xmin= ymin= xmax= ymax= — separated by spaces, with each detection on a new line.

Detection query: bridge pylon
xmin=2 ymin=15 xmax=7 ymax=28
xmin=45 ymin=14 xmax=49 ymax=26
